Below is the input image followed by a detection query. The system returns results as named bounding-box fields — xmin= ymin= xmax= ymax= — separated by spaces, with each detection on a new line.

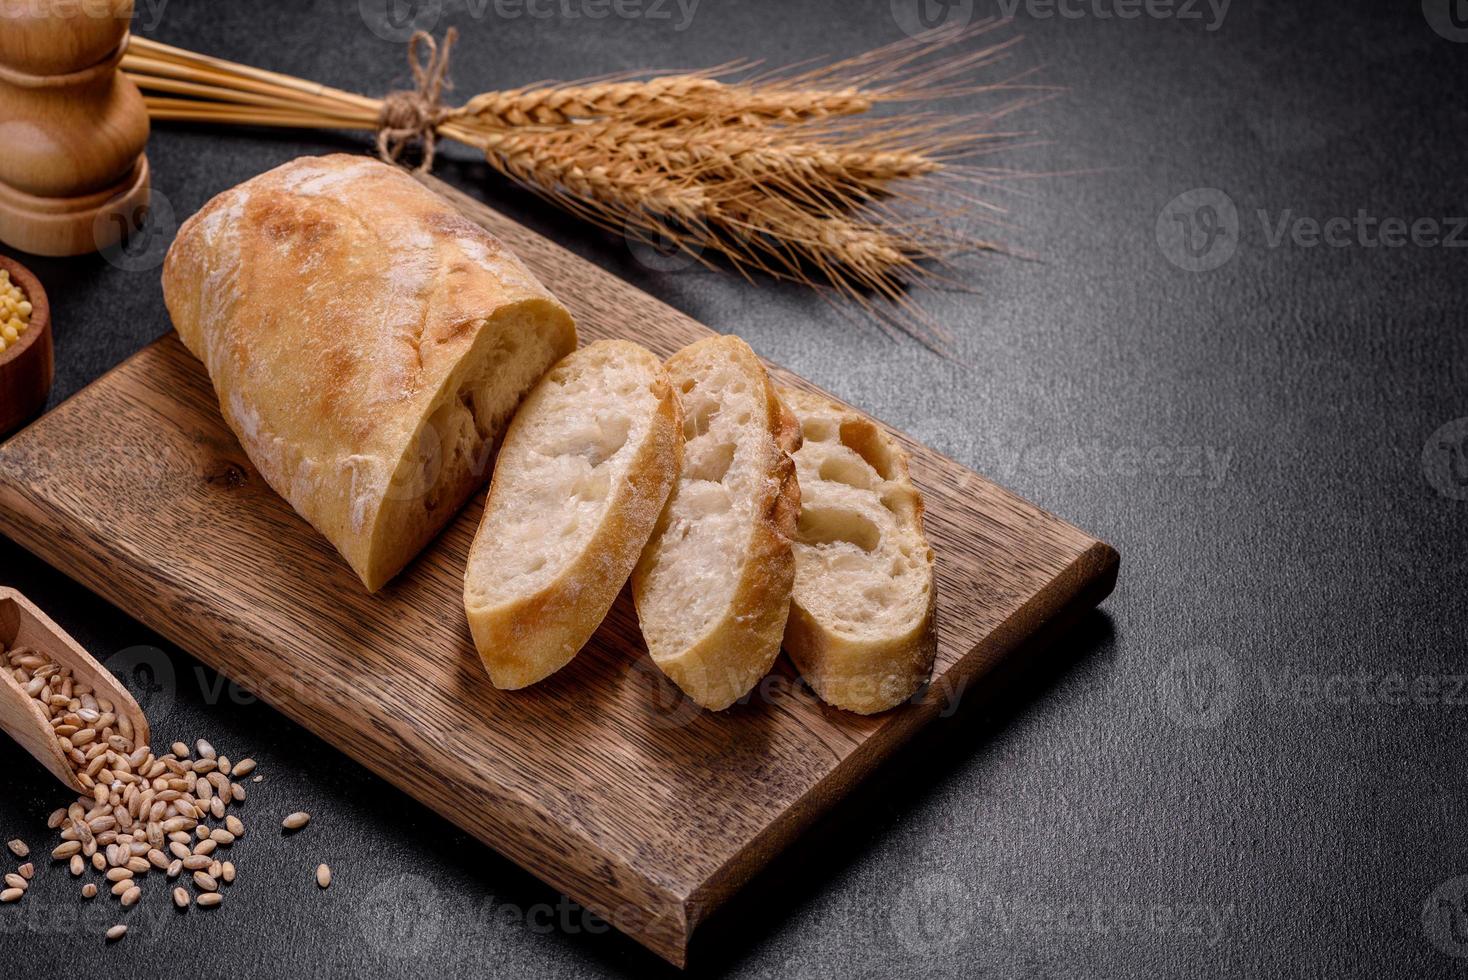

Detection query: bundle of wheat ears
xmin=123 ymin=20 xmax=1037 ymax=347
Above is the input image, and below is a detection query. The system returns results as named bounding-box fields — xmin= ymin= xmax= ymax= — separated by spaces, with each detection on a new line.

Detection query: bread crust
xmin=465 ymin=340 xmax=682 ymax=689
xmin=162 ymin=154 xmax=576 ymax=591
xmin=632 ymin=336 xmax=801 ymax=711
xmin=778 ymin=387 xmax=936 ymax=714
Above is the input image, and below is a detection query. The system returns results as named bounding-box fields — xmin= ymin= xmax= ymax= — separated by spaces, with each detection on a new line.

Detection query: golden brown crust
xmin=778 ymin=387 xmax=936 ymax=715
xmin=770 ymin=380 xmax=804 ymax=456
xmin=465 ymin=341 xmax=682 ymax=689
xmin=632 ymin=336 xmax=799 ymax=710
xmin=162 ymin=154 xmax=576 ymax=591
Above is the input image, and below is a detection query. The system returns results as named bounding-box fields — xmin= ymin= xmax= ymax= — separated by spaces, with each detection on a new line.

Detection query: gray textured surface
xmin=2 ymin=0 xmax=1466 ymax=976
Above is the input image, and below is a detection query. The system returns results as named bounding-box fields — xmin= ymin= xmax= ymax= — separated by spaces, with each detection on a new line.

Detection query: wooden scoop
xmin=0 ymin=587 xmax=150 ymax=793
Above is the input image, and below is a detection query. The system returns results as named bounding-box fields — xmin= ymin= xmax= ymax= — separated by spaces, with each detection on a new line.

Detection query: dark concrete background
xmin=2 ymin=1 xmax=1466 ymax=976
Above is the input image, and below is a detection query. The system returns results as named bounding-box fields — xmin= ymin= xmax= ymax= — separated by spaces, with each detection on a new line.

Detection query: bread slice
xmin=632 ymin=336 xmax=801 ymax=710
xmin=464 ymin=340 xmax=682 ymax=689
xmin=778 ymin=387 xmax=936 ymax=714
xmin=163 ymin=155 xmax=577 ymax=591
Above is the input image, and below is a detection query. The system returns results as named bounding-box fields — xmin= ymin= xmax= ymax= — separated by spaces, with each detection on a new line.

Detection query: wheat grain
xmin=5 ymin=641 xmax=268 ymax=933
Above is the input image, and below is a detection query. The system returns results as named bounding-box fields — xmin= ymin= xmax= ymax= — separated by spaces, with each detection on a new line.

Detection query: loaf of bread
xmin=632 ymin=336 xmax=800 ymax=710
xmin=464 ymin=340 xmax=682 ymax=689
xmin=162 ymin=154 xmax=577 ymax=591
xmin=779 ymin=387 xmax=936 ymax=714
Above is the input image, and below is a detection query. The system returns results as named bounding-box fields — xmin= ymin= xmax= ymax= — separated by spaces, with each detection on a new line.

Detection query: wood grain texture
xmin=0 ymin=171 xmax=1118 ymax=967
xmin=0 ymin=2 xmax=150 ymax=257
xmin=0 ymin=587 xmax=151 ymax=794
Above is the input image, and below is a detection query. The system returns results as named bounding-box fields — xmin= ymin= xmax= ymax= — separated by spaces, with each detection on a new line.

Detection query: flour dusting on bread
xmin=163 ymin=154 xmax=577 ymax=590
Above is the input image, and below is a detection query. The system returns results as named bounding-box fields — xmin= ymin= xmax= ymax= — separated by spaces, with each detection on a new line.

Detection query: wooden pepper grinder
xmin=0 ymin=0 xmax=150 ymax=257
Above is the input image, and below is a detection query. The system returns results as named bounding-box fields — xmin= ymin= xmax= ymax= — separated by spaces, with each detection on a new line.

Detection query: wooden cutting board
xmin=0 ymin=173 xmax=1118 ymax=967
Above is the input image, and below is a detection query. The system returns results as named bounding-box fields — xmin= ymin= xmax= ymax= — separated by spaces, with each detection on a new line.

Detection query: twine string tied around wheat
xmin=122 ymin=21 xmax=1042 ymax=350
xmin=376 ymin=27 xmax=464 ymax=173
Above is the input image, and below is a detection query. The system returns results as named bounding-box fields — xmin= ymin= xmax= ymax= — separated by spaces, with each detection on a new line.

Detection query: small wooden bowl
xmin=0 ymin=254 xmax=53 ymax=438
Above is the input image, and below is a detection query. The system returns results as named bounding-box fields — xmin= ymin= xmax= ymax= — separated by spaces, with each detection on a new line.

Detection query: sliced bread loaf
xmin=632 ymin=336 xmax=801 ymax=710
xmin=163 ymin=154 xmax=577 ymax=591
xmin=778 ymin=387 xmax=936 ymax=714
xmin=464 ymin=340 xmax=682 ymax=689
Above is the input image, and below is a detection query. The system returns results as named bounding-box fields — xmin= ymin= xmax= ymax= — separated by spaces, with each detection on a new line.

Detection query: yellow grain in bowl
xmin=0 ymin=269 xmax=33 ymax=354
